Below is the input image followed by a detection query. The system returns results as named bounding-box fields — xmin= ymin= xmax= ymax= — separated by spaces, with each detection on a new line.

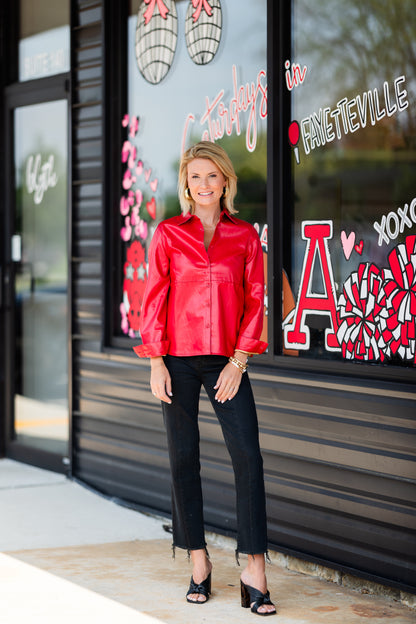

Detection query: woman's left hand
xmin=214 ymin=362 xmax=243 ymax=402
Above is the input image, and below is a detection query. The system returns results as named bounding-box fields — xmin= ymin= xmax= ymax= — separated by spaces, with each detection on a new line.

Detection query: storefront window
xmin=283 ymin=0 xmax=416 ymax=367
xmin=13 ymin=100 xmax=69 ymax=456
xmin=19 ymin=0 xmax=70 ymax=81
xmin=116 ymin=0 xmax=267 ymax=343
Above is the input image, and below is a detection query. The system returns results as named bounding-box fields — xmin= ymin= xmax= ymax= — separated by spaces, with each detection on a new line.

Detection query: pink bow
xmin=143 ymin=0 xmax=169 ymax=25
xmin=192 ymin=0 xmax=213 ymax=22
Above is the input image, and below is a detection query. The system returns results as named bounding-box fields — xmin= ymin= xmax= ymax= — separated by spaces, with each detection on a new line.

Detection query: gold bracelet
xmin=229 ymin=356 xmax=248 ymax=373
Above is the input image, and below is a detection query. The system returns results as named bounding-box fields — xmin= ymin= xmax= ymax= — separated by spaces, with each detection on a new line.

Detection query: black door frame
xmin=2 ymin=74 xmax=72 ymax=474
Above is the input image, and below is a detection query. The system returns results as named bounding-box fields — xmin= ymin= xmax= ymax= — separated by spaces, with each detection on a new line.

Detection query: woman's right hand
xmin=150 ymin=357 xmax=173 ymax=404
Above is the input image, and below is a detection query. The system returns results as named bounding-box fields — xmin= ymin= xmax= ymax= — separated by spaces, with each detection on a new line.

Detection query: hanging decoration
xmin=135 ymin=0 xmax=178 ymax=84
xmin=185 ymin=0 xmax=222 ymax=65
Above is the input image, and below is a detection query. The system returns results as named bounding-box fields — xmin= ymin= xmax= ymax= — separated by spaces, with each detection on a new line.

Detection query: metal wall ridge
xmin=251 ymin=367 xmax=416 ymax=400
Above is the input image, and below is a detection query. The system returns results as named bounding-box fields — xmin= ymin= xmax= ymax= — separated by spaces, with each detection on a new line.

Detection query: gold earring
xmin=223 ymin=186 xmax=229 ymax=198
xmin=185 ymin=187 xmax=191 ymax=200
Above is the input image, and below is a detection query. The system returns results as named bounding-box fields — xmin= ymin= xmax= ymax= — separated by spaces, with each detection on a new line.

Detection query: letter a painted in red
xmin=284 ymin=221 xmax=340 ymax=351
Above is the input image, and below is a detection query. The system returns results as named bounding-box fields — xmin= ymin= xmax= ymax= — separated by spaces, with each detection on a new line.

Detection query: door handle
xmin=1 ymin=264 xmax=12 ymax=309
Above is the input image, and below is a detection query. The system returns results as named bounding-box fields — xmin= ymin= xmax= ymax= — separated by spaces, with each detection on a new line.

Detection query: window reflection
xmin=19 ymin=0 xmax=70 ymax=81
xmin=284 ymin=0 xmax=416 ymax=366
xmin=14 ymin=100 xmax=69 ymax=455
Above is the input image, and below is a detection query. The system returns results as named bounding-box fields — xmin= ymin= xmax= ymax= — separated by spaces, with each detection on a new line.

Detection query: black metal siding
xmin=70 ymin=0 xmax=416 ymax=593
xmin=0 ymin=0 xmax=6 ymax=458
xmin=256 ymin=370 xmax=416 ymax=590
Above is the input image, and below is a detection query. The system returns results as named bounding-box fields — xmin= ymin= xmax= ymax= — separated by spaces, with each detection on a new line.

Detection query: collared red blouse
xmin=133 ymin=210 xmax=268 ymax=358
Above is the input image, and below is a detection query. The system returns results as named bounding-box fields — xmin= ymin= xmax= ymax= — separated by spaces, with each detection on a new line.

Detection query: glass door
xmin=11 ymin=99 xmax=69 ymax=468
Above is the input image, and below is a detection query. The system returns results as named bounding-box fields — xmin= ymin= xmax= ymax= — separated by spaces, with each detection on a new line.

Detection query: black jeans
xmin=161 ymin=355 xmax=268 ymax=557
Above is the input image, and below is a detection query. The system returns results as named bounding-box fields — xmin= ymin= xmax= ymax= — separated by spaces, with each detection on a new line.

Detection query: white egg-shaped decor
xmin=185 ymin=0 xmax=222 ymax=65
xmin=135 ymin=0 xmax=178 ymax=84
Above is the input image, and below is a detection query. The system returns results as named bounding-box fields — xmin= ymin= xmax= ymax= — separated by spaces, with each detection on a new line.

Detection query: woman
xmin=134 ymin=141 xmax=276 ymax=616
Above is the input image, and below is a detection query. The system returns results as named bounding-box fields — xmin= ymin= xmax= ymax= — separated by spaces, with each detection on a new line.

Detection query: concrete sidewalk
xmin=0 ymin=459 xmax=414 ymax=624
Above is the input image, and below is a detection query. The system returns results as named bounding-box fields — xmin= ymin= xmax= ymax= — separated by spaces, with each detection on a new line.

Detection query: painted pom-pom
xmin=185 ymin=0 xmax=222 ymax=65
xmin=336 ymin=263 xmax=387 ymax=362
xmin=378 ymin=235 xmax=416 ymax=362
xmin=136 ymin=0 xmax=178 ymax=84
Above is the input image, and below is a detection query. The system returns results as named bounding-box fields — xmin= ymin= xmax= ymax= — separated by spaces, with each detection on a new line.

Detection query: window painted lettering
xmin=26 ymin=154 xmax=58 ymax=204
xmin=373 ymin=196 xmax=416 ymax=245
xmin=182 ymin=65 xmax=267 ymax=153
xmin=284 ymin=222 xmax=340 ymax=352
xmin=300 ymin=75 xmax=408 ymax=156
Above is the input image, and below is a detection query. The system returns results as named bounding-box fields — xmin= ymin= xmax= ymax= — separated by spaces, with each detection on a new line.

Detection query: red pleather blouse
xmin=133 ymin=210 xmax=268 ymax=358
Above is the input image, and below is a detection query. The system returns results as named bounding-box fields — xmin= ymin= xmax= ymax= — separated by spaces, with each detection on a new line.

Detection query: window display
xmin=116 ymin=0 xmax=416 ymax=369
xmin=283 ymin=0 xmax=416 ymax=366
xmin=117 ymin=0 xmax=268 ymax=343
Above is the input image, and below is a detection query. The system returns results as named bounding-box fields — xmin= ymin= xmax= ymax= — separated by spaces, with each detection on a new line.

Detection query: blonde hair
xmin=178 ymin=141 xmax=238 ymax=215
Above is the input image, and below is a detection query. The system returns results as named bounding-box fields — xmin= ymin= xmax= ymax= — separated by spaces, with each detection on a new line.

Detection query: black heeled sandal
xmin=241 ymin=580 xmax=276 ymax=616
xmin=186 ymin=572 xmax=212 ymax=604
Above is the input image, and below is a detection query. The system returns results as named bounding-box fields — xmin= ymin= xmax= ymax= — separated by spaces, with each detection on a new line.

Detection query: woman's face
xmin=187 ymin=158 xmax=226 ymax=211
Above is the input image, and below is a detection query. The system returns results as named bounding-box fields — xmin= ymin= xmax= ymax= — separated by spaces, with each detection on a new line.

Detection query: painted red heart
xmin=146 ymin=197 xmax=156 ymax=220
xmin=355 ymin=240 xmax=364 ymax=255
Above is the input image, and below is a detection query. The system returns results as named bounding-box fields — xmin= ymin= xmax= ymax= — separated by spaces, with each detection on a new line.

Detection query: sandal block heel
xmin=241 ymin=579 xmax=251 ymax=608
xmin=240 ymin=580 xmax=276 ymax=616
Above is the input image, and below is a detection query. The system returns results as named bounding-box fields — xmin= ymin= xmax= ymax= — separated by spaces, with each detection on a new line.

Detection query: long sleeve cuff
xmin=133 ymin=340 xmax=169 ymax=358
xmin=235 ymin=335 xmax=268 ymax=355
